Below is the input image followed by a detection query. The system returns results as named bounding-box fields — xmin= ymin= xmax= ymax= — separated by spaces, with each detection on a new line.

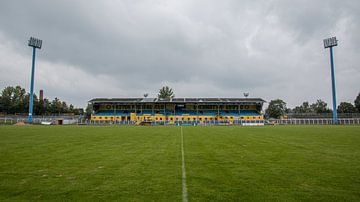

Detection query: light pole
xmin=323 ymin=36 xmax=338 ymax=124
xmin=28 ymin=37 xmax=42 ymax=123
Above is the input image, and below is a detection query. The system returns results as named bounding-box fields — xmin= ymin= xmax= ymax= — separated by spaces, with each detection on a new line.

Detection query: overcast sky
xmin=0 ymin=0 xmax=359 ymax=108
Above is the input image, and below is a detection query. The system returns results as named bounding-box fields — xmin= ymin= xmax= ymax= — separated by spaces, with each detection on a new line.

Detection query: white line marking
xmin=181 ymin=126 xmax=188 ymax=202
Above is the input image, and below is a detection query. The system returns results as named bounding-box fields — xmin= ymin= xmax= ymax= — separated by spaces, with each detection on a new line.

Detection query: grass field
xmin=0 ymin=125 xmax=360 ymax=201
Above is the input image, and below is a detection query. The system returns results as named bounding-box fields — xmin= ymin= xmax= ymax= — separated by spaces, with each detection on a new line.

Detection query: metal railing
xmin=2 ymin=116 xmax=359 ymax=126
xmin=81 ymin=119 xmax=265 ymax=126
xmin=286 ymin=113 xmax=360 ymax=118
xmin=269 ymin=118 xmax=360 ymax=125
xmin=0 ymin=115 xmax=83 ymax=125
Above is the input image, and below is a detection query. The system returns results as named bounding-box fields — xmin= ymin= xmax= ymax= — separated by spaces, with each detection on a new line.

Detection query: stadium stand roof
xmin=89 ymin=98 xmax=266 ymax=104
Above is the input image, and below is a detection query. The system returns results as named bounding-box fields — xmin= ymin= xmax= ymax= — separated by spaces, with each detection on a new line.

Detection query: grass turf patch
xmin=184 ymin=126 xmax=360 ymax=201
xmin=0 ymin=126 xmax=182 ymax=201
xmin=0 ymin=125 xmax=360 ymax=201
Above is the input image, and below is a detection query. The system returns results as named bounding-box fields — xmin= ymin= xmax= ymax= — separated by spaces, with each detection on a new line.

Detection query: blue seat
xmin=94 ymin=110 xmax=261 ymax=117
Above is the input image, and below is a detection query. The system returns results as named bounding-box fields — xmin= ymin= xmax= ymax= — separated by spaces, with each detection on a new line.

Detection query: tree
xmin=12 ymin=86 xmax=27 ymax=114
xmin=310 ymin=99 xmax=331 ymax=113
xmin=69 ymin=104 xmax=74 ymax=113
xmin=85 ymin=103 xmax=93 ymax=118
xmin=355 ymin=93 xmax=360 ymax=113
xmin=43 ymin=98 xmax=51 ymax=115
xmin=158 ymin=86 xmax=175 ymax=99
xmin=0 ymin=86 xmax=14 ymax=113
xmin=0 ymin=86 xmax=27 ymax=114
xmin=292 ymin=100 xmax=331 ymax=114
xmin=337 ymin=102 xmax=357 ymax=113
xmin=36 ymin=98 xmax=45 ymax=115
xmin=61 ymin=101 xmax=69 ymax=113
xmin=0 ymin=85 xmax=83 ymax=115
xmin=50 ymin=98 xmax=62 ymax=114
xmin=293 ymin=101 xmax=312 ymax=113
xmin=23 ymin=93 xmax=39 ymax=115
xmin=265 ymin=99 xmax=287 ymax=119
xmin=0 ymin=95 xmax=2 ymax=112
xmin=67 ymin=104 xmax=82 ymax=115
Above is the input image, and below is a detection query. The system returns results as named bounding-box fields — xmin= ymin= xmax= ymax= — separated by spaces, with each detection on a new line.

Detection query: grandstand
xmin=89 ymin=98 xmax=265 ymax=125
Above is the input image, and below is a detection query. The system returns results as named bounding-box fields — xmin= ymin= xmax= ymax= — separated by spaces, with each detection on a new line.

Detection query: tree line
xmin=2 ymin=84 xmax=359 ymax=119
xmin=0 ymin=85 xmax=83 ymax=115
xmin=266 ymin=93 xmax=360 ymax=118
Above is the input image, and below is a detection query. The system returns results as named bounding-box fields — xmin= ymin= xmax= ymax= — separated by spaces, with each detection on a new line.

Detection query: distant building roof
xmin=89 ymin=98 xmax=265 ymax=104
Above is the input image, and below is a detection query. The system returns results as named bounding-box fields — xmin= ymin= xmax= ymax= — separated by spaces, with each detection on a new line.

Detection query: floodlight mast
xmin=27 ymin=37 xmax=42 ymax=123
xmin=323 ymin=36 xmax=338 ymax=124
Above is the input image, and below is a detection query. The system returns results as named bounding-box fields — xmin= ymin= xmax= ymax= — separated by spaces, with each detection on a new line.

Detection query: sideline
xmin=181 ymin=126 xmax=188 ymax=202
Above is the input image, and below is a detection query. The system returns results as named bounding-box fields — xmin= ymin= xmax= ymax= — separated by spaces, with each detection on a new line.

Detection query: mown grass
xmin=0 ymin=125 xmax=360 ymax=201
xmin=0 ymin=126 xmax=182 ymax=201
xmin=184 ymin=126 xmax=360 ymax=201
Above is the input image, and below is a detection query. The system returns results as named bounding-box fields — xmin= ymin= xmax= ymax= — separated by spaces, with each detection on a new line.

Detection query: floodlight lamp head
xmin=244 ymin=93 xmax=249 ymax=98
xmin=28 ymin=37 xmax=42 ymax=49
xmin=323 ymin=36 xmax=337 ymax=49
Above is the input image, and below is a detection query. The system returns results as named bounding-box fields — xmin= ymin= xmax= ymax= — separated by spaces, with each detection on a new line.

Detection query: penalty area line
xmin=181 ymin=126 xmax=188 ymax=202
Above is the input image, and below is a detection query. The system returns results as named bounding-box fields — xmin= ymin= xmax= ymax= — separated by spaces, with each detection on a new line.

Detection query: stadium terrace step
xmin=94 ymin=110 xmax=261 ymax=116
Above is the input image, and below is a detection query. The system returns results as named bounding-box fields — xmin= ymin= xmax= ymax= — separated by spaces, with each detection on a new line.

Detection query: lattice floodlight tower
xmin=323 ymin=36 xmax=338 ymax=124
xmin=28 ymin=37 xmax=42 ymax=123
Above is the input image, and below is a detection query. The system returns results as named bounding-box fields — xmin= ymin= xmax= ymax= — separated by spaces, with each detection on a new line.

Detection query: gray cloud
xmin=0 ymin=0 xmax=359 ymax=108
